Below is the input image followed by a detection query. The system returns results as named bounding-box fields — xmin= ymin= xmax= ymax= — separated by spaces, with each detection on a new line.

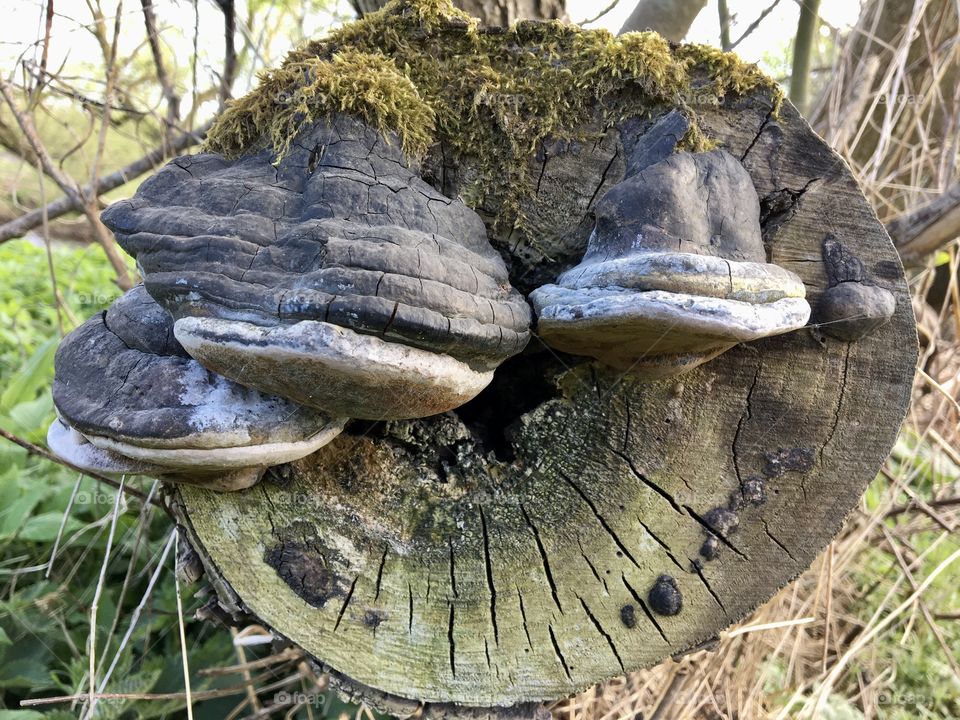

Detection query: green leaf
xmin=0 ymin=337 xmax=57 ymax=411
xmin=5 ymin=391 xmax=55 ymax=440
xmin=17 ymin=512 xmax=82 ymax=542
xmin=0 ymin=485 xmax=49 ymax=540
xmin=0 ymin=711 xmax=46 ymax=720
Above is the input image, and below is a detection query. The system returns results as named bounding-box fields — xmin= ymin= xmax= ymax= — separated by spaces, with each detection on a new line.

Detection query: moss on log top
xmin=204 ymin=0 xmax=779 ymax=231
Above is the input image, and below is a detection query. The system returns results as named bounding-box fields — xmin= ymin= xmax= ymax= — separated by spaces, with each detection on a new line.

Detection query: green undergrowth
xmin=205 ymin=0 xmax=781 ymax=231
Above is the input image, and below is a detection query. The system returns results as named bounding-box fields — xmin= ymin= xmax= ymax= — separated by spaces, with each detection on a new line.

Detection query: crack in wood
xmin=740 ymin=106 xmax=774 ymax=162
xmin=690 ymin=562 xmax=727 ymax=616
xmin=448 ymin=540 xmax=458 ymax=599
xmin=333 ymin=575 xmax=358 ymax=632
xmin=479 ymin=506 xmax=500 ymax=645
xmin=559 ymin=472 xmax=642 ymax=569
xmin=520 ymin=503 xmax=564 ymax=614
xmin=637 ymin=516 xmax=686 ymax=572
xmin=762 ymin=521 xmax=798 ymax=562
xmin=374 ymin=548 xmax=388 ymax=602
xmin=548 ymin=624 xmax=573 ymax=683
xmin=684 ymin=504 xmax=750 ymax=560
xmin=448 ymin=602 xmax=456 ymax=679
xmin=621 ymin=574 xmax=670 ymax=644
xmin=822 ymin=342 xmax=852 ymax=460
xmin=578 ymin=596 xmax=625 ymax=673
xmin=612 ymin=449 xmax=684 ymax=514
xmin=407 ymin=582 xmax=413 ymax=634
xmin=516 ymin=585 xmax=534 ymax=650
xmin=732 ymin=360 xmax=763 ymax=489
xmin=577 ymin=536 xmax=609 ymax=592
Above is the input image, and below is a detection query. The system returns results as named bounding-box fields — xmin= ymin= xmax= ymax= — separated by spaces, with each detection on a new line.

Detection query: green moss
xmin=207 ymin=49 xmax=435 ymax=159
xmin=205 ymin=0 xmax=782 ymax=231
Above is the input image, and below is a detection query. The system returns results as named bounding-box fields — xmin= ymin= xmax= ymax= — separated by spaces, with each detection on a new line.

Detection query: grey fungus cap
xmin=530 ymin=114 xmax=810 ymax=379
xmin=49 ymin=286 xmax=346 ymax=490
xmin=818 ymin=234 xmax=896 ymax=341
xmin=100 ymin=115 xmax=531 ymax=420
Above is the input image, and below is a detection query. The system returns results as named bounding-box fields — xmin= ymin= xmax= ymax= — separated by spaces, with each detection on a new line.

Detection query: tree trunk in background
xmin=788 ymin=0 xmax=819 ymax=115
xmin=618 ymin=0 xmax=707 ymax=39
xmin=349 ymin=0 xmax=566 ymax=23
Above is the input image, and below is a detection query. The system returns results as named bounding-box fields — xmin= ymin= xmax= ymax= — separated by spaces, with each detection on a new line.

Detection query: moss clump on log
xmin=204 ymin=0 xmax=780 ymax=230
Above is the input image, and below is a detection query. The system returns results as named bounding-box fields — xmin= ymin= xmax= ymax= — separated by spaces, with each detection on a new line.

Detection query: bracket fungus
xmin=530 ymin=112 xmax=810 ymax=379
xmin=818 ymin=234 xmax=897 ymax=341
xmin=49 ymin=286 xmax=345 ymax=490
xmin=100 ymin=116 xmax=531 ymax=420
xmin=41 ymin=1 xmax=919 ymax=710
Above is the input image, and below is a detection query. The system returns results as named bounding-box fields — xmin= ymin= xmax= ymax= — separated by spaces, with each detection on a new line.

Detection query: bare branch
xmin=888 ymin=183 xmax=960 ymax=263
xmin=729 ymin=0 xmax=783 ymax=51
xmin=140 ymin=0 xmax=180 ymax=137
xmin=0 ymin=120 xmax=211 ymax=244
xmin=214 ymin=0 xmax=237 ymax=106
xmin=0 ymin=426 xmax=158 ymax=508
xmin=0 ymin=37 xmax=133 ymax=288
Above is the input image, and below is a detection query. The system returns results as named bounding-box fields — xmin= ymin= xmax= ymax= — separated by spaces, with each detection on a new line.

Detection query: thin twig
xmin=0 ymin=72 xmax=131 ymax=287
xmin=0 ymin=425 xmax=159 ymax=507
xmin=87 ymin=477 xmax=124 ymax=717
xmin=175 ymin=532 xmax=196 ymax=720
xmin=0 ymin=119 xmax=210 ymax=243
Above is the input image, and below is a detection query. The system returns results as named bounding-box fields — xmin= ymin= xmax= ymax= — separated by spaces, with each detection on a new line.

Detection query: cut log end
xmin=175 ymin=92 xmax=916 ymax=712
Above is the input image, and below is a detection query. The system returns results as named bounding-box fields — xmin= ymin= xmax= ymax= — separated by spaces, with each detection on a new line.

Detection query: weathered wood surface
xmin=176 ymin=89 xmax=916 ymax=712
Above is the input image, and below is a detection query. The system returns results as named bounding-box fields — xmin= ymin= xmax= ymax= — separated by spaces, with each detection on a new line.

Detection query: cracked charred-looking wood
xmin=101 ymin=115 xmax=531 ymax=421
xmin=49 ymin=286 xmax=345 ymax=491
xmin=175 ymin=85 xmax=916 ymax=710
xmin=530 ymin=115 xmax=810 ymax=379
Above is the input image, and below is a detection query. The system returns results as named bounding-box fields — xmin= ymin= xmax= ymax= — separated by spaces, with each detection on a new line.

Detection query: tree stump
xmin=153 ymin=3 xmax=917 ymax=714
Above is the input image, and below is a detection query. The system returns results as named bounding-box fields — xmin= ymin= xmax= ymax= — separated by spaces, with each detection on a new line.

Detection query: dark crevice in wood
xmin=585 ymin=148 xmax=620 ymax=212
xmin=516 ymin=585 xmax=534 ymax=650
xmin=407 ymin=582 xmax=413 ymax=634
xmin=762 ymin=521 xmax=798 ymax=562
xmin=484 ymin=638 xmax=492 ymax=670
xmin=822 ymin=342 xmax=852 ymax=462
xmin=334 ymin=576 xmax=358 ymax=632
xmin=452 ymin=352 xmax=565 ymax=461
xmin=637 ymin=517 xmax=686 ymax=572
xmin=732 ymin=360 xmax=763 ymax=490
xmin=759 ymin=177 xmax=819 ymax=249
xmin=374 ymin=548 xmax=388 ymax=602
xmin=479 ymin=506 xmax=499 ymax=644
xmin=559 ymin=472 xmax=642 ymax=569
xmin=448 ymin=602 xmax=456 ymax=678
xmin=578 ymin=596 xmax=625 ymax=673
xmin=520 ymin=503 xmax=563 ymax=614
xmin=621 ymin=574 xmax=670 ymax=644
xmin=740 ymin=105 xmax=774 ymax=162
xmin=448 ymin=540 xmax=458 ymax=599
xmin=612 ymin=450 xmax=684 ymax=514
xmin=690 ymin=562 xmax=727 ymax=616
xmin=577 ymin=536 xmax=609 ymax=592
xmin=534 ymin=142 xmax=549 ymax=196
xmin=683 ymin=505 xmax=750 ymax=560
xmin=548 ymin=624 xmax=573 ymax=682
